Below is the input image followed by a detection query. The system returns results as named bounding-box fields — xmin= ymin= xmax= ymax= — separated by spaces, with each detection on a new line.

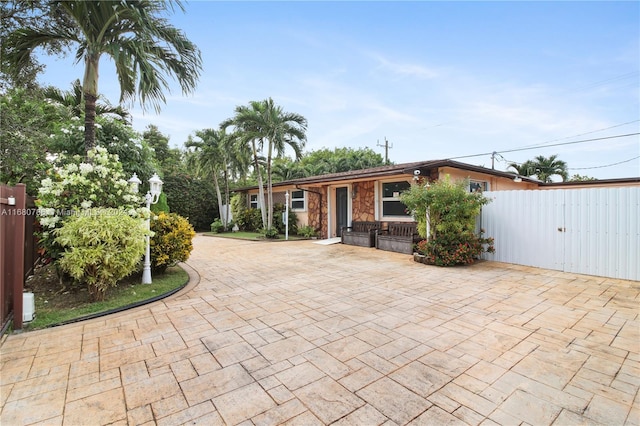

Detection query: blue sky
xmin=36 ymin=1 xmax=639 ymax=179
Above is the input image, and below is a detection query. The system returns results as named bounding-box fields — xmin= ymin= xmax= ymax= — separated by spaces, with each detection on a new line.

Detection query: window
xmin=249 ymin=194 xmax=259 ymax=209
xmin=290 ymin=190 xmax=305 ymax=211
xmin=469 ymin=181 xmax=489 ymax=192
xmin=381 ymin=181 xmax=411 ymax=217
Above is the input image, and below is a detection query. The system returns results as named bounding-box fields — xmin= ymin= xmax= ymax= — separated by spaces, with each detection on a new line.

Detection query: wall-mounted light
xmin=352 ymin=183 xmax=358 ymax=199
xmin=7 ymin=196 xmax=16 ymax=206
xmin=513 ymin=176 xmax=522 ymax=183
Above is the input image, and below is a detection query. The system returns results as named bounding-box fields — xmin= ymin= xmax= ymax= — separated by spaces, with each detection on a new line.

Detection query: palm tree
xmin=44 ymin=79 xmax=131 ymax=123
xmin=260 ymin=98 xmax=307 ymax=230
xmin=507 ymin=160 xmax=535 ymax=177
xmin=223 ymin=99 xmax=307 ymax=231
xmin=222 ymin=101 xmax=269 ymax=230
xmin=531 ymin=155 xmax=569 ymax=183
xmin=186 ymin=128 xmax=237 ymax=231
xmin=7 ymin=0 xmax=201 ymax=156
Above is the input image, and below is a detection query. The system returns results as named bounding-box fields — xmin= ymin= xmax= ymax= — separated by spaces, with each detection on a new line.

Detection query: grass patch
xmin=204 ymin=232 xmax=308 ymax=241
xmin=25 ymin=266 xmax=189 ymax=331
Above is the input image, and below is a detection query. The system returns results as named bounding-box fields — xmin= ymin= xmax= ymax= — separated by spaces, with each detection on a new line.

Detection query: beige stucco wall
xmin=437 ymin=167 xmax=539 ymax=191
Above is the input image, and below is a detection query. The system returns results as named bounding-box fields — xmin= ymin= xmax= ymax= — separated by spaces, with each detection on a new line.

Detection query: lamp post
xmin=285 ymin=191 xmax=289 ymax=241
xmin=129 ymin=172 xmax=163 ymax=284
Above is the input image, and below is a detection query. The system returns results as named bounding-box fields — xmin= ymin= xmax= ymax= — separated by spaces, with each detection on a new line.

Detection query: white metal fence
xmin=480 ymin=188 xmax=640 ymax=281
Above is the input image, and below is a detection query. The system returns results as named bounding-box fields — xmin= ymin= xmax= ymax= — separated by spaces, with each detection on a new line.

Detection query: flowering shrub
xmin=36 ymin=147 xmax=144 ymax=261
xmin=55 ymin=209 xmax=148 ymax=301
xmin=402 ymin=176 xmax=495 ymax=266
xmin=150 ymin=212 xmax=195 ymax=273
xmin=415 ymin=231 xmax=495 ymax=266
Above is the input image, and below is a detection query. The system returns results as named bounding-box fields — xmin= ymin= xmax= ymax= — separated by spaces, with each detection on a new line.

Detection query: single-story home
xmin=236 ymin=159 xmax=534 ymax=239
xmin=236 ymin=159 xmax=640 ymax=239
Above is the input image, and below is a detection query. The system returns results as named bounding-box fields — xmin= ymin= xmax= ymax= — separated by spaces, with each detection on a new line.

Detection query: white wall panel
xmin=481 ymin=188 xmax=639 ymax=281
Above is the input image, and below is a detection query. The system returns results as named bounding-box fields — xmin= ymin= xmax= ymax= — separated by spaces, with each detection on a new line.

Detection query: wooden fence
xmin=1 ymin=184 xmax=39 ymax=333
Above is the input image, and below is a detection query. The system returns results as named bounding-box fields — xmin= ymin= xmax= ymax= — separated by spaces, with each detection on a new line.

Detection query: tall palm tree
xmin=186 ymin=128 xmax=237 ymax=231
xmin=531 ymin=154 xmax=569 ymax=183
xmin=44 ymin=79 xmax=131 ymax=123
xmin=222 ymin=102 xmax=268 ymax=229
xmin=223 ymin=99 xmax=307 ymax=231
xmin=260 ymin=98 xmax=307 ymax=229
xmin=7 ymin=0 xmax=201 ymax=156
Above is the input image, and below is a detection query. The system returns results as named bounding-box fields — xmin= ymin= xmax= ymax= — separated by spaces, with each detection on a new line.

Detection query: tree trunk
xmin=266 ymin=142 xmax=273 ymax=230
xmin=84 ymin=92 xmax=97 ymax=158
xmin=212 ymin=168 xmax=224 ymax=230
xmin=83 ymin=53 xmax=100 ymax=159
xmin=223 ymin=168 xmax=230 ymax=231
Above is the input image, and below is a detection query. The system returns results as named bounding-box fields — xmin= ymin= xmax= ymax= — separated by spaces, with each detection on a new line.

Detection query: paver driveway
xmin=1 ymin=235 xmax=639 ymax=425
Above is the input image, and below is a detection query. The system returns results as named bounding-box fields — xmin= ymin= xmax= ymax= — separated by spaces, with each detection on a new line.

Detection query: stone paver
xmin=1 ymin=235 xmax=639 ymax=425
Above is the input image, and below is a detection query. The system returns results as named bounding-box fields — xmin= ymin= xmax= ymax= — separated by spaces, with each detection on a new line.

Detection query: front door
xmin=335 ymin=187 xmax=348 ymax=237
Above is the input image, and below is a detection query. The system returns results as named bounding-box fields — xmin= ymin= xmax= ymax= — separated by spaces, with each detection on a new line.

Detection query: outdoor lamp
xmin=148 ymin=173 xmax=163 ymax=203
xmin=142 ymin=173 xmax=163 ymax=284
xmin=128 ymin=173 xmax=142 ymax=194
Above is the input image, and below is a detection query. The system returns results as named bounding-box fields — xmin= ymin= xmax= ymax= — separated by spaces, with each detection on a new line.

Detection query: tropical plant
xmin=44 ymin=79 xmax=131 ymax=123
xmin=223 ymin=98 xmax=307 ymax=232
xmin=150 ymin=212 xmax=195 ymax=273
xmin=0 ymin=87 xmax=69 ymax=194
xmin=55 ymin=208 xmax=148 ymax=301
xmin=186 ymin=127 xmax=239 ymax=231
xmin=509 ymin=155 xmax=568 ymax=182
xmin=47 ymin=114 xmax=157 ymax=184
xmin=401 ymin=176 xmax=494 ymax=266
xmin=298 ymin=225 xmax=317 ymax=238
xmin=6 ymin=0 xmax=202 ymax=156
xmin=507 ymin=160 xmax=536 ymax=177
xmin=36 ymin=147 xmax=144 ymax=262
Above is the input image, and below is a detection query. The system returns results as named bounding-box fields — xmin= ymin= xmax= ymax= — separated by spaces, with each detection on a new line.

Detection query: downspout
xmin=296 ymin=185 xmax=324 ymax=236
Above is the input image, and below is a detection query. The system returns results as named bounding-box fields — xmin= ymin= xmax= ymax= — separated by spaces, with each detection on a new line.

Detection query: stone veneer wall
xmin=306 ymin=187 xmax=326 ymax=238
xmin=352 ymin=181 xmax=375 ymax=222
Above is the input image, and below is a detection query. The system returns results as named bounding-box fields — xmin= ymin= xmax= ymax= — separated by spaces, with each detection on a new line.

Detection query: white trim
xmin=374 ymin=182 xmax=380 ymax=220
xmin=326 ymin=185 xmax=352 ymax=238
xmin=379 ymin=178 xmax=413 ymax=221
xmin=290 ymin=189 xmax=306 ymax=212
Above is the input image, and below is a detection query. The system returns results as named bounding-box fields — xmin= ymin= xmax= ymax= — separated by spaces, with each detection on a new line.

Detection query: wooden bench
xmin=341 ymin=221 xmax=383 ymax=247
xmin=375 ymin=222 xmax=421 ymax=254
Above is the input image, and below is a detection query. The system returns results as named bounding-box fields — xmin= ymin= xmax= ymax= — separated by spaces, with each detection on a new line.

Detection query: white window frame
xmin=469 ymin=180 xmax=490 ymax=192
xmin=290 ymin=190 xmax=306 ymax=212
xmin=249 ymin=193 xmax=259 ymax=209
xmin=379 ymin=179 xmax=412 ymax=221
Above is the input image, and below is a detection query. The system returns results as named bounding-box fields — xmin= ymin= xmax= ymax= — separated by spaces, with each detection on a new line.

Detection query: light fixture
xmin=128 ymin=173 xmax=142 ymax=194
xmin=7 ymin=196 xmax=16 ymax=206
xmin=352 ymin=183 xmax=358 ymax=199
xmin=142 ymin=173 xmax=163 ymax=284
xmin=148 ymin=173 xmax=163 ymax=204
xmin=513 ymin=176 xmax=522 ymax=183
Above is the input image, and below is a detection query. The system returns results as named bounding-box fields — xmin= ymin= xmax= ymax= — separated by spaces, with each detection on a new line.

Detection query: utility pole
xmin=377 ymin=137 xmax=393 ymax=164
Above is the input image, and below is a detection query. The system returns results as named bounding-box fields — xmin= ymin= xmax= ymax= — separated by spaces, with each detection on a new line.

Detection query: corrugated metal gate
xmin=481 ymin=188 xmax=639 ymax=281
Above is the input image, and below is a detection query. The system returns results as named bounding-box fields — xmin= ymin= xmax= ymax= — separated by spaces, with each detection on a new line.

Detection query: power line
xmin=450 ymin=132 xmax=640 ymax=161
xmin=519 ymin=119 xmax=639 ymax=149
xmin=569 ymin=155 xmax=640 ymax=170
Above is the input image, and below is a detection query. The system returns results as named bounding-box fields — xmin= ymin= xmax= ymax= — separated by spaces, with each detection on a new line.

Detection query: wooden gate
xmin=1 ymin=184 xmax=39 ymax=333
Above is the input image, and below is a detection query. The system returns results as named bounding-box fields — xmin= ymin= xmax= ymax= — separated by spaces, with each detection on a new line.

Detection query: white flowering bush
xmin=37 ymin=147 xmax=145 ymax=261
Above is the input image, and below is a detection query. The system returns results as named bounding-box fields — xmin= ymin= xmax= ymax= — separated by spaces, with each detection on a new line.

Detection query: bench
xmin=375 ymin=222 xmax=421 ymax=254
xmin=341 ymin=221 xmax=383 ymax=247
